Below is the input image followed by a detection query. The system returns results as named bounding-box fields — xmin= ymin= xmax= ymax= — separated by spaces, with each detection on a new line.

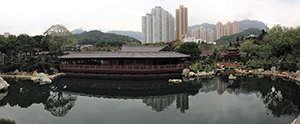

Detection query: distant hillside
xmin=73 ymin=30 xmax=141 ymax=45
xmin=188 ymin=23 xmax=216 ymax=31
xmin=239 ymin=19 xmax=266 ymax=32
xmin=106 ymin=30 xmax=142 ymax=41
xmin=71 ymin=28 xmax=85 ymax=34
xmin=188 ymin=19 xmax=266 ymax=33
xmin=215 ymin=28 xmax=262 ymax=46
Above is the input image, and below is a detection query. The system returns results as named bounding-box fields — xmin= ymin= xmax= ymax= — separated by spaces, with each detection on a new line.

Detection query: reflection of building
xmin=142 ymin=95 xmax=176 ymax=112
xmin=176 ymin=94 xmax=189 ymax=113
xmin=217 ymin=80 xmax=229 ymax=95
xmin=201 ymin=78 xmax=217 ymax=90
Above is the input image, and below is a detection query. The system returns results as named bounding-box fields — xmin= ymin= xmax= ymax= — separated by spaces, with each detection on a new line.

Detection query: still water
xmin=0 ymin=75 xmax=300 ymax=124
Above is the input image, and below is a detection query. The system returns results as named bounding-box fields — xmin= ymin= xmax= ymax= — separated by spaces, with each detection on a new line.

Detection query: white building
xmin=142 ymin=6 xmax=175 ymax=44
xmin=182 ymin=34 xmax=216 ymax=45
xmin=188 ymin=26 xmax=215 ymax=44
xmin=4 ymin=32 xmax=10 ymax=38
xmin=206 ymin=29 xmax=215 ymax=44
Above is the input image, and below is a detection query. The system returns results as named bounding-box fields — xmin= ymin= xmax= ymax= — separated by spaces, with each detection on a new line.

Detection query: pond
xmin=0 ymin=75 xmax=300 ymax=124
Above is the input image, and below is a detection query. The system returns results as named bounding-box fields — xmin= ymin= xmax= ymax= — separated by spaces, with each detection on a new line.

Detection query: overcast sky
xmin=1 ymin=0 xmax=299 ymax=36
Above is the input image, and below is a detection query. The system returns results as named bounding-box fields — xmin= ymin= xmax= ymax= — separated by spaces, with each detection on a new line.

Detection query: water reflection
xmin=0 ymin=79 xmax=77 ymax=117
xmin=58 ymin=77 xmax=191 ymax=113
xmin=142 ymin=95 xmax=176 ymax=112
xmin=0 ymin=75 xmax=300 ymax=119
xmin=44 ymin=91 xmax=77 ymax=117
xmin=176 ymin=94 xmax=189 ymax=113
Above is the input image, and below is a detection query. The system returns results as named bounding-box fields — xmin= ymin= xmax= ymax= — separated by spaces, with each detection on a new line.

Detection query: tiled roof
xmin=226 ymin=47 xmax=239 ymax=51
xmin=58 ymin=51 xmax=190 ymax=59
xmin=121 ymin=45 xmax=173 ymax=52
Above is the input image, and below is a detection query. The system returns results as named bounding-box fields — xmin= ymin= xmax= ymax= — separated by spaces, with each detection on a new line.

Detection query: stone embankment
xmin=182 ymin=68 xmax=215 ymax=77
xmin=182 ymin=67 xmax=300 ymax=84
xmin=233 ymin=68 xmax=300 ymax=84
xmin=1 ymin=71 xmax=66 ymax=81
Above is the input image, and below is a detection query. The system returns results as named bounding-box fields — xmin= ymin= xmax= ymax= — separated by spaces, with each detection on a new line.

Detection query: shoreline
xmin=184 ymin=68 xmax=300 ymax=85
xmin=1 ymin=73 xmax=66 ymax=80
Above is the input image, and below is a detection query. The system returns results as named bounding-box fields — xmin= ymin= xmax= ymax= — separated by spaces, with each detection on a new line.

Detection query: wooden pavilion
xmin=58 ymin=45 xmax=190 ymax=75
xmin=219 ymin=47 xmax=247 ymax=69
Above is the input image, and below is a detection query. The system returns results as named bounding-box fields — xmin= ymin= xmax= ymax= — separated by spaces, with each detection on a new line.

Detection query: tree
xmin=43 ymin=24 xmax=76 ymax=53
xmin=16 ymin=34 xmax=37 ymax=60
xmin=236 ymin=37 xmax=239 ymax=42
xmin=0 ymin=35 xmax=6 ymax=53
xmin=262 ymin=25 xmax=300 ymax=60
xmin=256 ymin=43 xmax=272 ymax=63
xmin=175 ymin=42 xmax=202 ymax=62
xmin=5 ymin=35 xmax=17 ymax=60
xmin=239 ymin=40 xmax=259 ymax=55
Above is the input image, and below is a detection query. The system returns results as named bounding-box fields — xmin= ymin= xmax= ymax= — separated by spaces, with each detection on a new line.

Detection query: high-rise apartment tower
xmin=232 ymin=20 xmax=239 ymax=34
xmin=176 ymin=5 xmax=188 ymax=41
xmin=142 ymin=6 xmax=175 ymax=44
xmin=216 ymin=21 xmax=225 ymax=40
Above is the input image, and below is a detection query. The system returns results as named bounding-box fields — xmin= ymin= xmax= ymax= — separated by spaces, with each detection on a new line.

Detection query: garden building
xmin=58 ymin=45 xmax=190 ymax=75
xmin=219 ymin=47 xmax=247 ymax=69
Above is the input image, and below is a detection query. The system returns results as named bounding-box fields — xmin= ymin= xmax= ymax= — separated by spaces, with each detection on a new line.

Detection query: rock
xmin=188 ymin=72 xmax=195 ymax=77
xmin=295 ymin=71 xmax=300 ymax=78
xmin=0 ymin=77 xmax=10 ymax=90
xmin=271 ymin=76 xmax=276 ymax=81
xmin=257 ymin=68 xmax=264 ymax=72
xmin=228 ymin=74 xmax=236 ymax=80
xmin=31 ymin=73 xmax=52 ymax=85
xmin=32 ymin=71 xmax=38 ymax=76
xmin=182 ymin=68 xmax=190 ymax=77
xmin=258 ymin=75 xmax=264 ymax=78
xmin=271 ymin=66 xmax=276 ymax=72
xmin=0 ymin=91 xmax=8 ymax=100
xmin=228 ymin=79 xmax=234 ymax=85
xmin=14 ymin=69 xmax=20 ymax=74
xmin=292 ymin=114 xmax=300 ymax=124
xmin=245 ymin=67 xmax=251 ymax=72
xmin=189 ymin=78 xmax=195 ymax=81
xmin=200 ymin=71 xmax=207 ymax=75
xmin=248 ymin=70 xmax=254 ymax=74
xmin=168 ymin=79 xmax=182 ymax=84
xmin=282 ymin=72 xmax=289 ymax=75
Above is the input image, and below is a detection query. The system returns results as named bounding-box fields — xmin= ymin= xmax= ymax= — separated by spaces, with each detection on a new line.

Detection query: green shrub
xmin=263 ymin=62 xmax=273 ymax=70
xmin=280 ymin=61 xmax=297 ymax=72
xmin=184 ymin=61 xmax=192 ymax=65
xmin=6 ymin=72 xmax=16 ymax=75
xmin=0 ymin=118 xmax=16 ymax=124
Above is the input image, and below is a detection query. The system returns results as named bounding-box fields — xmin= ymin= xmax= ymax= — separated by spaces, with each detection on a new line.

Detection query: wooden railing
xmin=222 ymin=62 xmax=235 ymax=67
xmin=60 ymin=64 xmax=189 ymax=73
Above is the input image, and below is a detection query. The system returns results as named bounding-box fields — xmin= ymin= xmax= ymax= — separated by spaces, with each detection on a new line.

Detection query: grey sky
xmin=1 ymin=0 xmax=299 ymax=36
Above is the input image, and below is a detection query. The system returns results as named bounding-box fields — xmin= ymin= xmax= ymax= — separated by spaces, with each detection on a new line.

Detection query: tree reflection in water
xmin=0 ymin=79 xmax=77 ymax=117
xmin=185 ymin=75 xmax=300 ymax=118
xmin=44 ymin=91 xmax=77 ymax=117
xmin=1 ymin=75 xmax=300 ymax=118
xmin=239 ymin=76 xmax=300 ymax=118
